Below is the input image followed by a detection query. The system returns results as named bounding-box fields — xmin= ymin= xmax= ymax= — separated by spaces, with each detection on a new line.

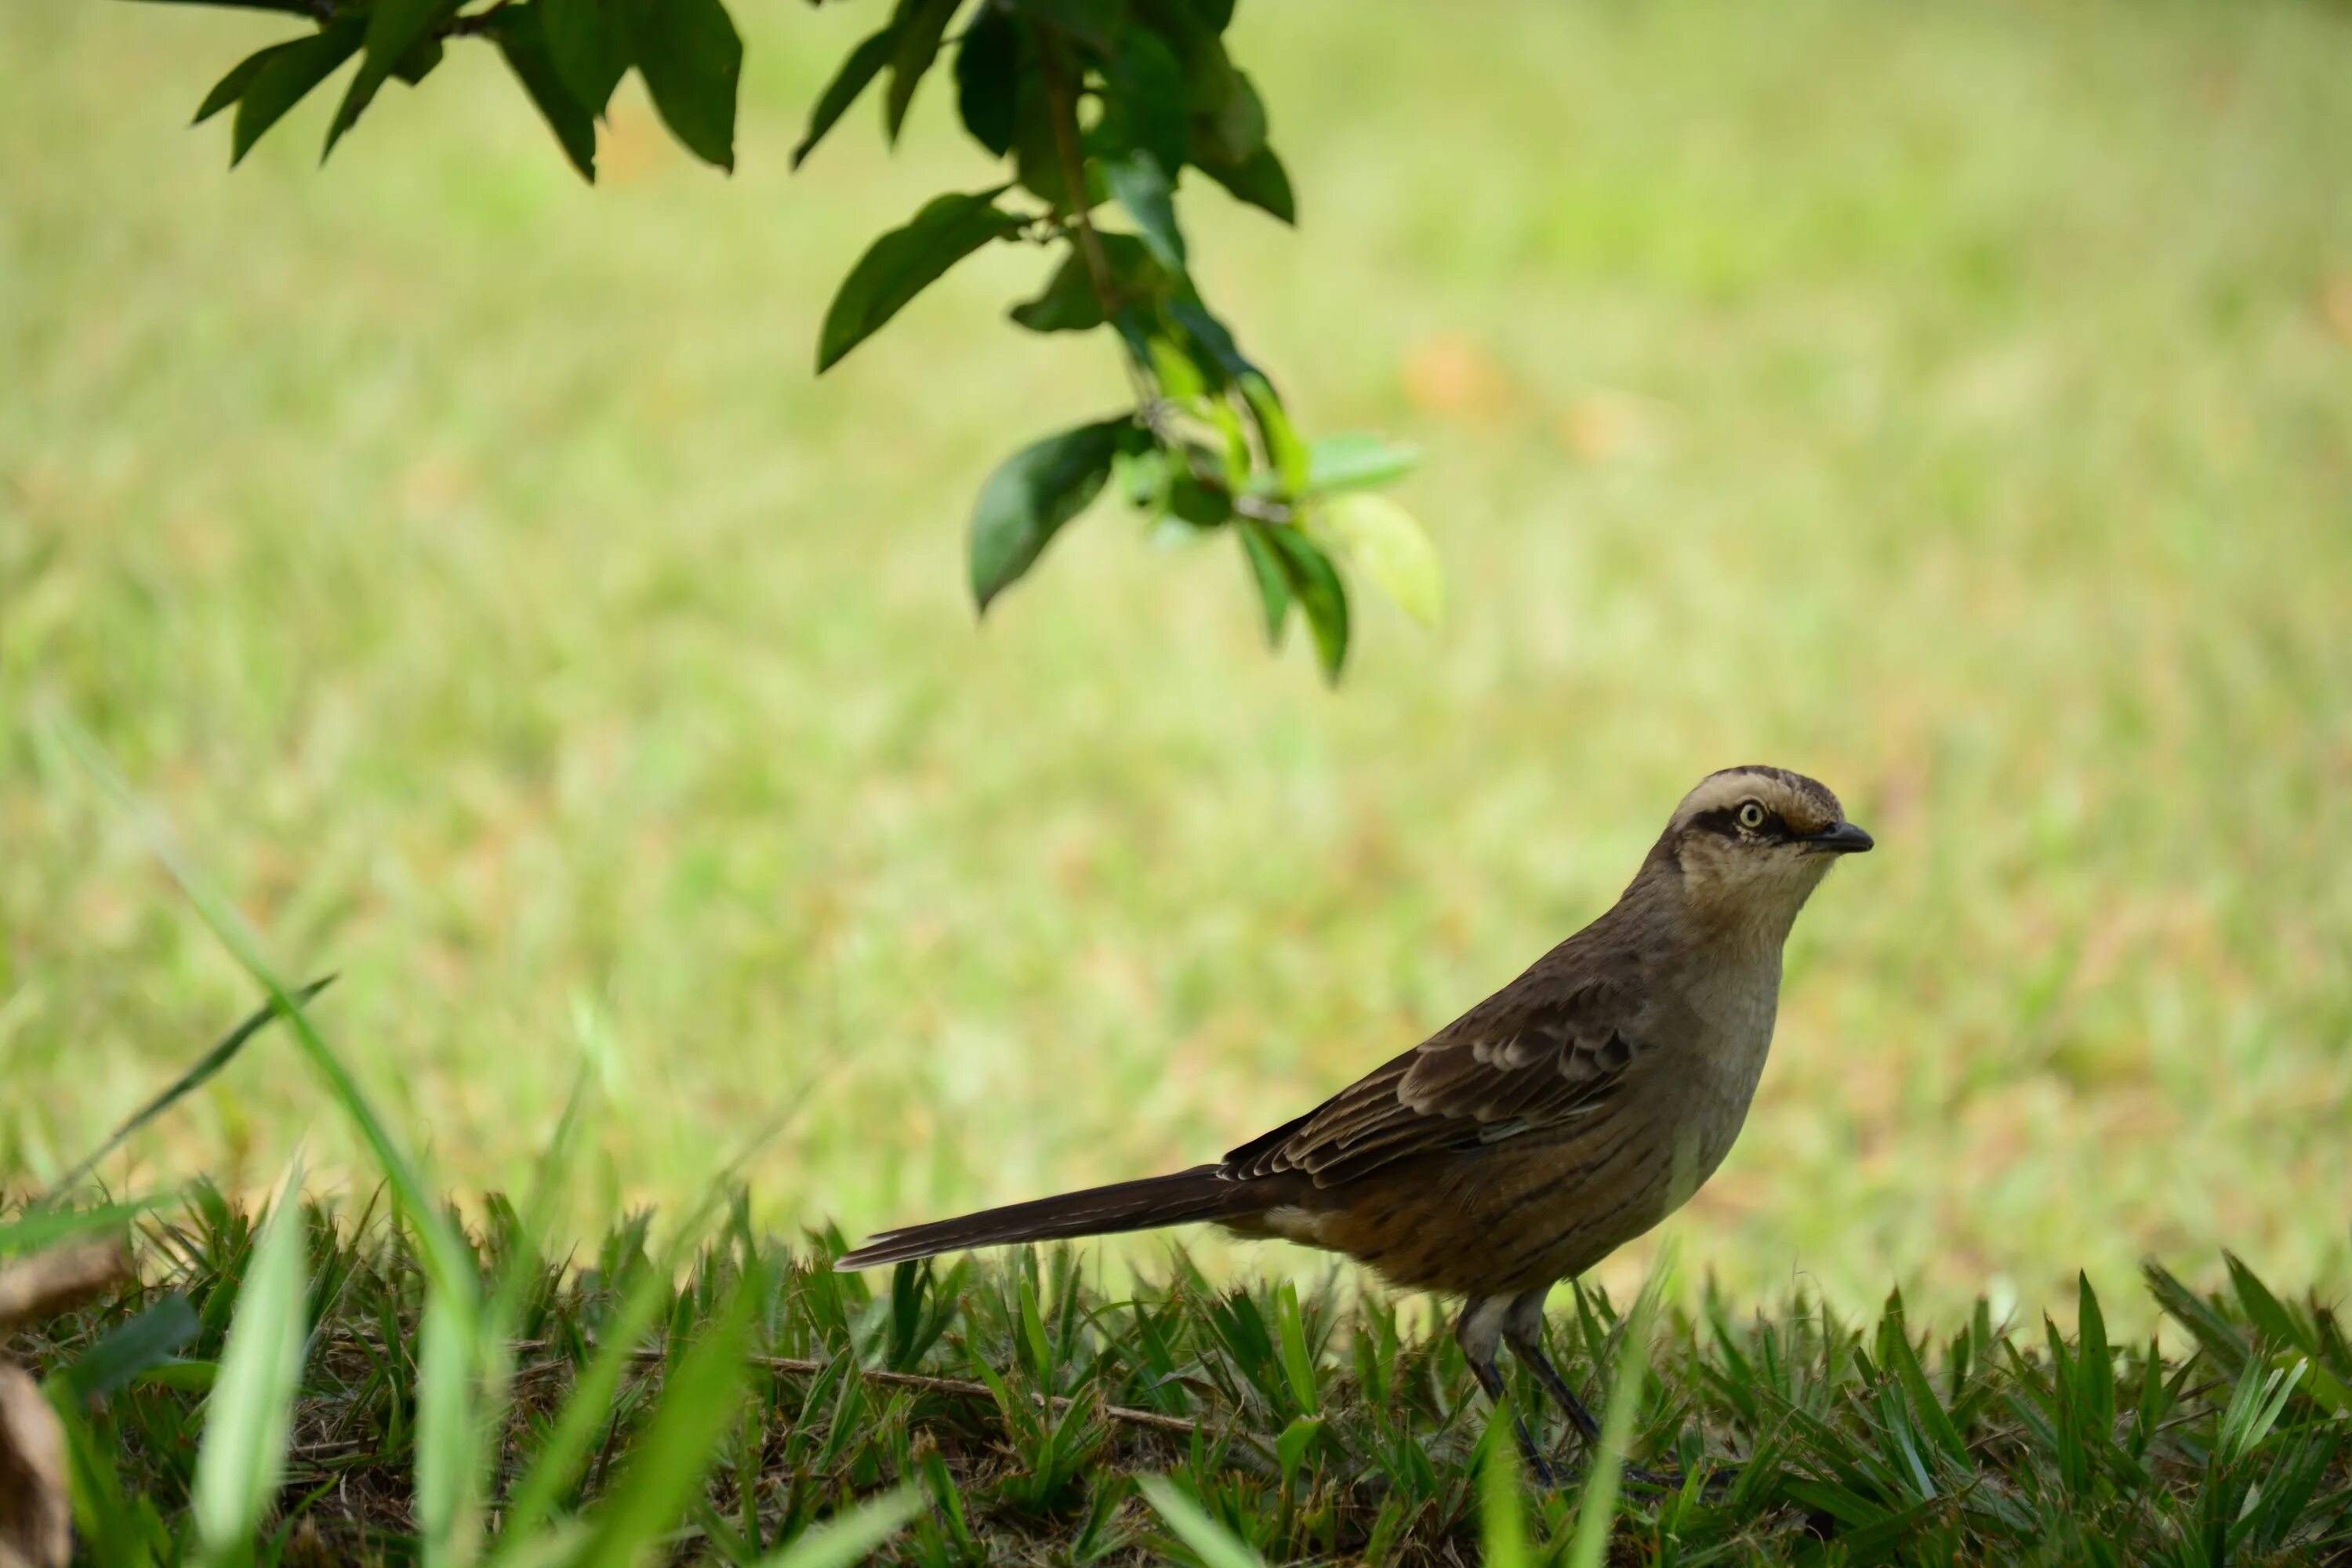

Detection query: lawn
xmin=5 ymin=0 xmax=2352 ymax=1345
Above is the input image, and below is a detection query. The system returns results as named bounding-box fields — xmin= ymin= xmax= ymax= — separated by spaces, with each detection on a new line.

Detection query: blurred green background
xmin=5 ymin=0 xmax=2349 ymax=1327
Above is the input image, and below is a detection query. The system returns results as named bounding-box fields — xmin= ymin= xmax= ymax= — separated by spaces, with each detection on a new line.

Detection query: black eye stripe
xmin=1690 ymin=804 xmax=1791 ymax=840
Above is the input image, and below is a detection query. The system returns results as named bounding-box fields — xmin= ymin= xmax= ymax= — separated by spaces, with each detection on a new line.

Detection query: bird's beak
xmin=1805 ymin=821 xmax=1875 ymax=855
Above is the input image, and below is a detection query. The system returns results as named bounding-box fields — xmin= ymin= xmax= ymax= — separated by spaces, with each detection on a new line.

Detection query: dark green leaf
xmin=230 ymin=18 xmax=362 ymax=165
xmin=1099 ymin=21 xmax=1187 ymax=173
xmin=1168 ymin=297 xmax=1254 ymax=382
xmin=1167 ymin=471 xmax=1231 ymax=527
xmin=64 ymin=1294 xmax=201 ymax=1403
xmin=953 ymin=8 xmax=1018 ymax=157
xmin=136 ymin=0 xmax=315 ymax=13
xmin=795 ymin=25 xmax=895 ymax=167
xmin=1196 ymin=140 xmax=1294 ymax=223
xmin=543 ymin=0 xmax=630 ymax=118
xmin=1192 ymin=64 xmax=1264 ymax=165
xmin=390 ymin=34 xmax=443 ymax=85
xmin=193 ymin=39 xmax=302 ymax=125
xmin=497 ymin=5 xmax=597 ymax=182
xmin=325 ymin=0 xmax=461 ymax=158
xmin=884 ymin=0 xmax=961 ymax=143
xmin=622 ymin=0 xmax=741 ymax=170
xmin=1007 ymin=233 xmax=1163 ymax=332
xmin=818 ymin=187 xmax=1022 ymax=372
xmin=969 ymin=416 xmax=1139 ymax=610
xmin=1232 ymin=524 xmax=1303 ymax=652
xmin=1265 ymin=522 xmax=1348 ymax=680
xmin=1005 ymin=0 xmax=1123 ymax=52
xmin=1102 ymin=147 xmax=1184 ymax=271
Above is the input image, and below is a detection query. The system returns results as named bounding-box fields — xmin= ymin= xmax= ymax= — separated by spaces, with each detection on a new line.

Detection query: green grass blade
xmin=40 ymin=978 xmax=336 ymax=1206
xmin=568 ymin=1270 xmax=760 ymax=1568
xmin=750 ymin=1487 xmax=920 ymax=1568
xmin=1135 ymin=1475 xmax=1268 ymax=1568
xmin=0 ymin=1197 xmax=162 ymax=1260
xmin=1566 ymin=1258 xmax=1667 ymax=1568
xmin=491 ymin=1264 xmax=678 ymax=1552
xmin=49 ymin=709 xmax=477 ymax=1318
xmin=1478 ymin=1425 xmax=1529 ymax=1568
xmin=190 ymin=1157 xmax=309 ymax=1568
xmin=414 ymin=1286 xmax=480 ymax=1568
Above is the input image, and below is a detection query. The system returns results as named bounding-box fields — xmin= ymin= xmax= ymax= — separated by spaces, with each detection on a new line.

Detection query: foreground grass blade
xmin=0 ymin=1198 xmax=161 ymax=1260
xmin=190 ymin=1156 xmax=308 ymax=1568
xmin=1136 ymin=1475 xmax=1268 ymax=1568
xmin=750 ymin=1487 xmax=920 ymax=1568
xmin=41 ymin=978 xmax=336 ymax=1206
xmin=52 ymin=710 xmax=477 ymax=1316
xmin=414 ymin=1287 xmax=480 ymax=1568
xmin=1566 ymin=1262 xmax=1667 ymax=1568
xmin=492 ymin=1258 xmax=688 ymax=1552
xmin=569 ymin=1271 xmax=762 ymax=1568
xmin=1478 ymin=1428 xmax=1529 ymax=1568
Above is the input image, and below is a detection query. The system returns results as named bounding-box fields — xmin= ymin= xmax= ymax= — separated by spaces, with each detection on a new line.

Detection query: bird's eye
xmin=1737 ymin=800 xmax=1766 ymax=830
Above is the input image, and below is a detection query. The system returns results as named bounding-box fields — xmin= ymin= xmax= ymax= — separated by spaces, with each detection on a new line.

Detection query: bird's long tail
xmin=834 ymin=1165 xmax=1243 ymax=1271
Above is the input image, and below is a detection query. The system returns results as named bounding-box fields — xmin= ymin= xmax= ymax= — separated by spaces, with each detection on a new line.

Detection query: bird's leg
xmin=1502 ymin=1287 xmax=1721 ymax=1492
xmin=1501 ymin=1287 xmax=1602 ymax=1445
xmin=1457 ymin=1296 xmax=1557 ymax=1486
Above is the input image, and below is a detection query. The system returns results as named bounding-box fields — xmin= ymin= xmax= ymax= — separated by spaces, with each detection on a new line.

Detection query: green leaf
xmin=1264 ymin=524 xmax=1348 ymax=681
xmin=1134 ymin=1475 xmax=1267 ymax=1568
xmin=230 ymin=18 xmax=362 ymax=165
xmin=818 ymin=188 xmax=1022 ymax=372
xmin=1008 ymin=233 xmax=1163 ymax=332
xmin=1005 ymin=0 xmax=1121 ymax=52
xmin=1318 ymin=493 xmax=1442 ymax=628
xmin=796 ymin=25 xmax=895 ymax=168
xmin=1100 ymin=20 xmax=1188 ymax=175
xmin=1275 ymin=1415 xmax=1322 ymax=1486
xmin=542 ymin=0 xmax=630 ymax=118
xmin=390 ymin=34 xmax=444 ymax=85
xmin=1237 ymin=373 xmax=1308 ymax=496
xmin=572 ymin=1275 xmax=760 ymax=1568
xmin=325 ymin=0 xmax=461 ymax=158
xmin=884 ymin=0 xmax=961 ymax=143
xmin=496 ymin=5 xmax=598 ymax=182
xmin=1196 ymin=141 xmax=1294 ymax=223
xmin=968 ymin=416 xmax=1138 ymax=610
xmin=748 ymin=1487 xmax=922 ymax=1568
xmin=1235 ymin=521 xmax=1290 ymax=646
xmin=953 ymin=7 xmax=1019 ymax=156
xmin=1102 ymin=147 xmax=1185 ymax=271
xmin=621 ymin=0 xmax=741 ymax=170
xmin=59 ymin=1294 xmax=200 ymax=1403
xmin=1304 ymin=431 xmax=1422 ymax=495
xmin=190 ymin=1159 xmax=309 ymax=1568
xmin=193 ymin=39 xmax=302 ymax=125
xmin=1192 ymin=64 xmax=1265 ymax=165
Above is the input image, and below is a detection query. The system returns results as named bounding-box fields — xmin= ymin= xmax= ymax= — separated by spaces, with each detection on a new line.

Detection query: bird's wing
xmin=1222 ymin=965 xmax=1650 ymax=1189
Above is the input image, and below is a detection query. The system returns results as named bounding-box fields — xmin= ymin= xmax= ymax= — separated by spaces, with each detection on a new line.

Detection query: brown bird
xmin=838 ymin=765 xmax=1871 ymax=1475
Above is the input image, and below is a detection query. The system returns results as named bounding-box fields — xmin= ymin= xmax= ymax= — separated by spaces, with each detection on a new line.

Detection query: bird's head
xmin=1646 ymin=765 xmax=1872 ymax=944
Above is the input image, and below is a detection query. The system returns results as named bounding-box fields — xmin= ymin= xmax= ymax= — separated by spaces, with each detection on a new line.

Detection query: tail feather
xmin=835 ymin=1165 xmax=1243 ymax=1271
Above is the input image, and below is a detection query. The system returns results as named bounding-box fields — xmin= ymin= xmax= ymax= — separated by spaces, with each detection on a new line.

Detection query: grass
xmin=7 ymin=0 xmax=2352 ymax=1345
xmin=14 ymin=1179 xmax=2352 ymax=1565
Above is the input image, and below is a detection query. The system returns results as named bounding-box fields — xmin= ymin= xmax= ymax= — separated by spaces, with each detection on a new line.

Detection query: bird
xmin=837 ymin=764 xmax=1872 ymax=1477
